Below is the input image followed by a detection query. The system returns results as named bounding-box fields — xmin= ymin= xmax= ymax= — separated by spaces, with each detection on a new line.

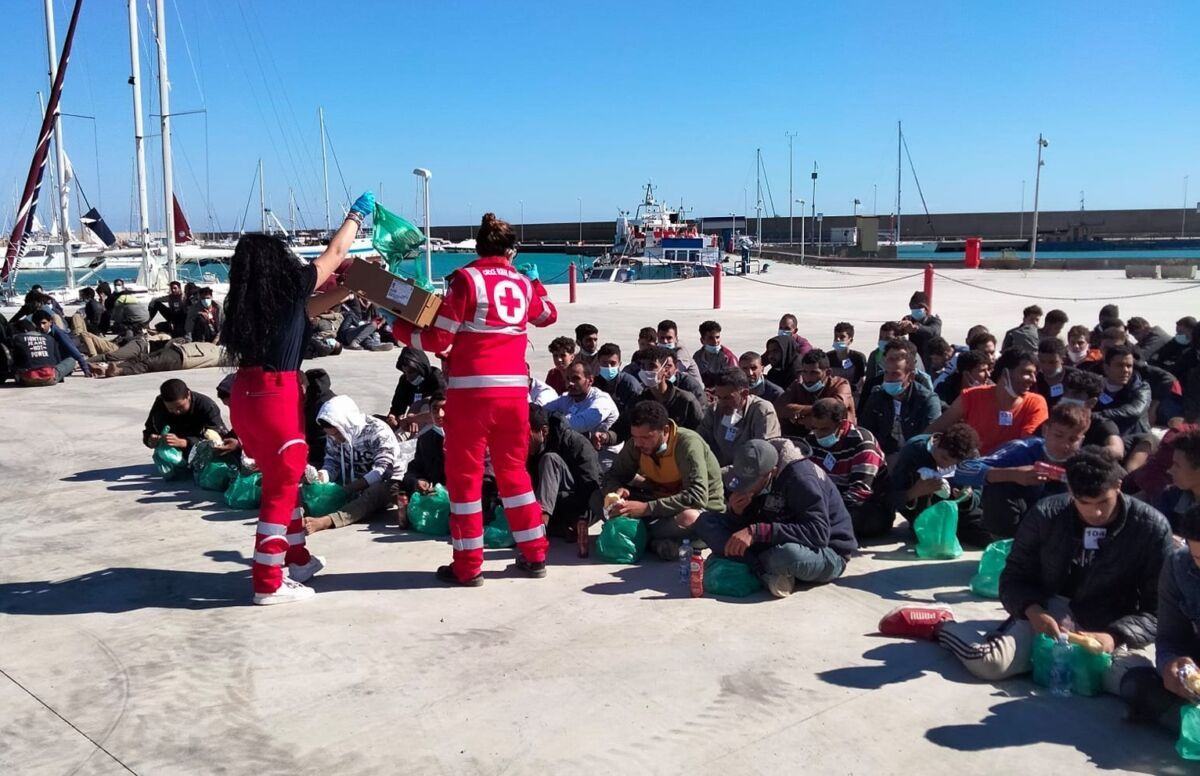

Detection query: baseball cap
xmin=730 ymin=439 xmax=779 ymax=488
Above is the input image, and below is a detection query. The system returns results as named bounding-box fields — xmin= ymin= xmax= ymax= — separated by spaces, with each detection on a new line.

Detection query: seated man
xmin=1002 ymin=304 xmax=1043 ymax=354
xmin=544 ymin=361 xmax=619 ymax=443
xmin=777 ymin=313 xmax=814 ymax=356
xmin=1155 ymin=429 xmax=1200 ymax=532
xmin=601 ymin=346 xmax=704 ymax=444
xmin=884 ymin=448 xmax=1172 ymax=697
xmin=545 ymin=335 xmax=577 ymax=395
xmin=740 ymin=350 xmax=784 ymax=402
xmin=692 ymin=438 xmax=857 ymax=598
xmin=574 ymin=323 xmax=600 ymax=370
xmin=386 ymin=347 xmax=445 ymax=436
xmin=397 ymin=394 xmax=447 ymax=528
xmin=11 ymin=310 xmax=92 ymax=385
xmin=1053 ymin=368 xmax=1125 ymax=461
xmin=95 ymin=338 xmax=221 ymax=377
xmin=777 ymin=350 xmax=856 ymax=436
xmin=1121 ymin=506 xmax=1200 ymax=734
xmin=1149 ymin=315 xmax=1197 ymax=382
xmin=859 ymin=340 xmax=942 ymax=457
xmin=1093 ymin=344 xmax=1151 ymax=449
xmin=1066 ymin=324 xmax=1101 ymax=366
xmin=899 ymin=291 xmax=942 ymax=362
xmin=303 ymin=395 xmax=402 ymax=534
xmin=889 ymin=423 xmax=984 ymax=545
xmin=953 ymin=402 xmax=1090 ymax=540
xmin=922 ymin=337 xmax=955 ymax=391
xmin=698 ymin=368 xmax=780 ymax=470
xmin=528 ymin=404 xmax=602 ymax=540
xmin=656 ymin=319 xmax=703 ymax=385
xmin=593 ymin=400 xmax=725 ymax=560
xmin=148 ymin=280 xmax=188 ymax=337
xmin=934 ymin=349 xmax=991 ymax=407
xmin=827 ymin=321 xmax=866 ymax=396
xmin=928 ymin=348 xmax=1049 ymax=456
xmin=592 ymin=342 xmax=644 ymax=415
xmin=1040 ymin=309 xmax=1069 ymax=342
xmin=142 ymin=378 xmax=227 ymax=460
xmin=804 ymin=398 xmax=893 ymax=540
xmin=109 ymin=290 xmax=151 ymax=337
xmin=865 ymin=321 xmax=903 ymax=383
xmin=692 ymin=319 xmax=738 ymax=387
xmin=1127 ymin=316 xmax=1172 ymax=361
xmin=1034 ymin=337 xmax=1069 ymax=408
xmin=1130 ymin=421 xmax=1200 ymax=504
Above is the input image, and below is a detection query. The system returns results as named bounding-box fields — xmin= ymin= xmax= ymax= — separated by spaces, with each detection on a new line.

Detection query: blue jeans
xmin=692 ymin=512 xmax=846 ymax=584
xmin=55 ymin=358 xmax=76 ymax=382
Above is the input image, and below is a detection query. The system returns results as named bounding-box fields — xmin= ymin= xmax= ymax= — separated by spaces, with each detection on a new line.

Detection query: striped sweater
xmin=804 ymin=421 xmax=886 ymax=508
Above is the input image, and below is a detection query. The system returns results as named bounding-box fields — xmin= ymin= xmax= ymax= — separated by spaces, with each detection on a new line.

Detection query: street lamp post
xmin=1029 ymin=134 xmax=1048 ymax=266
xmin=1184 ymin=175 xmax=1190 ymax=237
xmin=786 ymin=131 xmax=797 ymax=244
xmin=853 ymin=198 xmax=861 ymax=216
xmin=810 ymin=162 xmax=818 ymax=237
xmin=816 ymin=213 xmax=824 ymax=256
xmin=412 ymin=167 xmax=432 ymax=282
xmin=795 ymin=199 xmax=805 ymax=263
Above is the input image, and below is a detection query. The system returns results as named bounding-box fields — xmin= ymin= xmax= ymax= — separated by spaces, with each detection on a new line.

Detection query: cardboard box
xmin=343 ymin=258 xmax=441 ymax=328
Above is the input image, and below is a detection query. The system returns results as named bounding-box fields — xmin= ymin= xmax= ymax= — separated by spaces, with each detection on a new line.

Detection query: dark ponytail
xmin=476 ymin=212 xmax=517 ymax=257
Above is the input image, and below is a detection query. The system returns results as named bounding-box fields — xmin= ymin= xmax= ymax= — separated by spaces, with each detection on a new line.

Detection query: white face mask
xmin=1067 ymin=348 xmax=1087 ymax=364
xmin=721 ymin=410 xmax=743 ymax=428
xmin=639 ymin=369 xmax=659 ymax=388
xmin=431 ymin=424 xmax=445 ymax=436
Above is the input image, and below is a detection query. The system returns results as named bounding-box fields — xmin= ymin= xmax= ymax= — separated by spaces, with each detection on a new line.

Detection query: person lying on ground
xmin=803 ymin=397 xmax=893 ymax=541
xmin=698 ymin=367 xmax=780 ymax=471
xmin=10 ymin=310 xmax=92 ymax=385
xmin=303 ymin=395 xmax=402 ymax=534
xmin=882 ymin=447 xmax=1172 ymax=698
xmin=594 ymin=400 xmax=725 ymax=561
xmin=93 ymin=339 xmax=221 ymax=377
xmin=528 ymin=403 xmax=601 ymax=541
xmin=142 ymin=378 xmax=227 ymax=458
xmin=691 ymin=438 xmax=857 ymax=598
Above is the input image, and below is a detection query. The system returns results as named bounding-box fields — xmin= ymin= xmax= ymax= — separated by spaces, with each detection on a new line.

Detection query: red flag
xmin=173 ymin=195 xmax=193 ymax=243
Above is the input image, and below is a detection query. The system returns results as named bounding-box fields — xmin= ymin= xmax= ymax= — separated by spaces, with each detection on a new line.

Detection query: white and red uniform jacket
xmin=391 ymin=256 xmax=557 ymax=393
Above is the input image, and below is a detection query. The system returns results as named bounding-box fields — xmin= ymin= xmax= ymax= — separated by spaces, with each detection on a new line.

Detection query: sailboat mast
xmin=259 ymin=159 xmax=266 ymax=233
xmin=127 ymin=0 xmax=153 ymax=286
xmin=43 ymin=0 xmax=74 ymax=289
xmin=896 ymin=120 xmax=902 ymax=244
xmin=755 ymin=148 xmax=763 ymax=255
xmin=319 ymin=107 xmax=331 ymax=233
xmin=154 ymin=0 xmax=177 ymax=284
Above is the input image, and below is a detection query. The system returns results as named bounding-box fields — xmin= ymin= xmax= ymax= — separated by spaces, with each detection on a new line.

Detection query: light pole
xmin=518 ymin=199 xmax=524 ymax=243
xmin=873 ymin=184 xmax=877 ymax=216
xmin=816 ymin=212 xmax=824 ymax=255
xmin=786 ymin=131 xmax=797 ymax=244
xmin=853 ymin=198 xmax=861 ymax=217
xmin=577 ymin=196 xmax=582 ymax=244
xmin=1019 ymin=179 xmax=1026 ymax=240
xmin=795 ymin=199 xmax=805 ymax=262
xmin=810 ymin=162 xmax=818 ymax=247
xmin=1029 ymin=134 xmax=1048 ymax=266
xmin=1183 ymin=175 xmax=1190 ymax=237
xmin=412 ymin=167 xmax=432 ymax=282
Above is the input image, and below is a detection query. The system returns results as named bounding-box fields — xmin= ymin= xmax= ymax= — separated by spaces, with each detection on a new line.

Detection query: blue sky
xmin=2 ymin=0 xmax=1198 ymax=234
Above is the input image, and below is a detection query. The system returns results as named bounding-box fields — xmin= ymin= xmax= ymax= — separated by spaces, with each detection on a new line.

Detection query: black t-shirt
xmin=13 ymin=331 xmax=60 ymax=370
xmin=828 ymin=348 xmax=866 ymax=391
xmin=261 ymin=264 xmax=317 ymax=372
xmin=1084 ymin=415 xmax=1120 ymax=448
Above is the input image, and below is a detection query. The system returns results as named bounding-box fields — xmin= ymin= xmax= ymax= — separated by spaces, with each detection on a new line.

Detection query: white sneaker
xmin=762 ymin=573 xmax=796 ymax=599
xmin=286 ymin=555 xmax=326 ymax=584
xmin=253 ymin=577 xmax=316 ymax=606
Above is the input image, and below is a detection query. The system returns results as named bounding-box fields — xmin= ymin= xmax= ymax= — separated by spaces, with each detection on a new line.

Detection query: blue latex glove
xmin=350 ymin=191 xmax=375 ymax=219
xmin=375 ymin=307 xmax=397 ymax=327
xmin=515 ymin=261 xmax=539 ymax=282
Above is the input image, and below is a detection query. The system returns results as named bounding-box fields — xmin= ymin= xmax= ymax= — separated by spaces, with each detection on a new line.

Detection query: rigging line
xmin=901 ymin=131 xmax=937 ymax=239
xmin=237 ymin=164 xmax=259 ymax=234
xmin=759 ymin=153 xmax=778 ymax=218
xmin=323 ymin=121 xmax=354 ymax=206
xmin=169 ymin=0 xmax=206 ymax=104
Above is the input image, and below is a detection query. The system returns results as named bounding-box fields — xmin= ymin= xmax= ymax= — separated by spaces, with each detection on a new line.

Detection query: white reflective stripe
xmin=464 ymin=267 xmax=489 ymax=328
xmin=501 ymin=491 xmax=538 ymax=509
xmin=256 ymin=522 xmax=288 ymax=536
xmin=433 ymin=315 xmax=461 ymax=334
xmin=286 ymin=533 xmax=306 ymax=545
xmin=409 ymin=333 xmax=425 ymax=352
xmin=254 ymin=550 xmax=286 ymax=566
xmin=530 ymin=306 xmax=552 ymax=325
xmin=293 ymin=507 xmax=303 ymax=520
xmin=450 ymin=499 xmax=483 ymax=515
xmin=458 ymin=322 xmax=525 ymax=335
xmin=452 ymin=535 xmax=485 ymax=551
xmin=447 ymin=375 xmax=529 ymax=390
xmin=511 ymin=525 xmax=547 ymax=543
xmin=278 ymin=438 xmax=306 ymax=455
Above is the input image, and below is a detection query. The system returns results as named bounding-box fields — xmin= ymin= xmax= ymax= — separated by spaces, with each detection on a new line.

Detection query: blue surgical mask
xmin=778 ymin=329 xmax=791 ymax=338
xmin=832 ymin=341 xmax=848 ymax=351
xmin=661 ymin=342 xmax=677 ymax=351
xmin=802 ymin=379 xmax=826 ymax=393
xmin=877 ymin=340 xmax=890 ymax=352
xmin=910 ymin=308 xmax=926 ymax=321
xmin=703 ymin=343 xmax=721 ymax=354
xmin=750 ymin=376 xmax=764 ymax=388
xmin=598 ymin=365 xmax=620 ymax=380
xmin=201 ymin=298 xmax=213 ymax=308
xmin=882 ymin=380 xmax=905 ymax=397
xmin=1177 ymin=334 xmax=1193 ymax=346
xmin=816 ymin=431 xmax=840 ymax=448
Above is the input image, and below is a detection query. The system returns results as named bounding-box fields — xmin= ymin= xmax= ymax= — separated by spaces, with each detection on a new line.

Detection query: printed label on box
xmin=386 ymin=279 xmax=414 ymax=307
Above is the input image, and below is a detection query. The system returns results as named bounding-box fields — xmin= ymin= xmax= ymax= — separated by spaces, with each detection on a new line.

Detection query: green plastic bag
xmin=195 ymin=460 xmax=236 ymax=492
xmin=703 ymin=557 xmax=763 ymax=597
xmin=301 ymin=481 xmax=349 ymax=517
xmin=969 ymin=539 xmax=1013 ymax=599
xmin=409 ymin=484 xmax=450 ymax=535
xmin=913 ymin=500 xmax=963 ymax=559
xmin=596 ymin=517 xmax=648 ymax=564
xmin=484 ymin=506 xmax=514 ymax=548
xmin=153 ymin=424 xmax=187 ymax=479
xmin=1031 ymin=633 xmax=1055 ymax=688
xmin=372 ymin=202 xmax=432 ymax=289
xmin=1178 ymin=705 xmax=1200 ymax=760
xmin=224 ymin=471 xmax=263 ymax=510
xmin=1030 ymin=633 xmax=1112 ymax=696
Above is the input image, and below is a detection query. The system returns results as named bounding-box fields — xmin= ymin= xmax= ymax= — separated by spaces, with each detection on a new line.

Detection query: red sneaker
xmin=878 ymin=605 xmax=955 ymax=640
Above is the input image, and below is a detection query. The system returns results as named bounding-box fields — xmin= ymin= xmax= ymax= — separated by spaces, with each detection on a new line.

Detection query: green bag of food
xmin=153 ymin=425 xmax=187 ymax=479
xmin=224 ymin=471 xmax=263 ymax=510
xmin=372 ymin=202 xmax=431 ymax=289
xmin=409 ymin=484 xmax=451 ymax=535
xmin=484 ymin=506 xmax=515 ymax=548
xmin=969 ymin=538 xmax=1013 ymax=598
xmin=1030 ymin=633 xmax=1056 ymax=688
xmin=195 ymin=460 xmax=236 ymax=492
xmin=913 ymin=500 xmax=963 ymax=559
xmin=596 ymin=517 xmax=648 ymax=564
xmin=1178 ymin=705 xmax=1200 ymax=760
xmin=1071 ymin=645 xmax=1112 ymax=697
xmin=301 ymin=481 xmax=349 ymax=517
xmin=703 ymin=557 xmax=763 ymax=597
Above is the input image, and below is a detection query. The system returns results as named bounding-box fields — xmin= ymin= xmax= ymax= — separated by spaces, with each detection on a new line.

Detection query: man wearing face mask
xmin=860 ymin=340 xmax=942 ymax=457
xmin=1148 ymin=316 xmax=1197 ymax=381
xmin=655 ymin=319 xmax=703 ymax=386
xmin=595 ymin=400 xmax=725 ymax=560
xmin=386 ymin=347 xmax=446 ymax=436
xmin=698 ymin=368 xmax=780 ymax=470
xmin=803 ymin=398 xmax=893 ymax=540
xmin=889 ymin=423 xmax=983 ymax=542
xmin=777 ymin=350 xmax=856 ymax=436
xmin=601 ymin=346 xmax=704 ymax=445
xmin=1002 ymin=305 xmax=1043 ymax=354
xmin=692 ymin=320 xmax=738 ymax=388
xmin=884 ymin=447 xmax=1171 ymax=698
xmin=574 ymin=323 xmax=600 ymax=371
xmin=953 ymin=403 xmax=1091 ymax=539
xmin=899 ymin=291 xmax=942 ymax=363
xmin=1056 ymin=368 xmax=1125 ymax=462
xmin=739 ymin=350 xmax=784 ymax=402
xmin=1066 ymin=324 xmax=1100 ymax=366
xmin=776 ymin=314 xmax=814 ymax=357
xmin=927 ymin=349 xmax=1048 ymax=456
xmin=186 ymin=287 xmax=221 ymax=344
xmin=1092 ymin=344 xmax=1151 ymax=450
xmin=691 ymin=438 xmax=857 ymax=598
xmin=1034 ymin=338 xmax=1070 ymax=408
xmin=827 ymin=322 xmax=867 ymax=396
xmin=865 ymin=321 xmax=904 ymax=383
xmin=1126 ymin=317 xmax=1172 ymax=361
xmin=592 ymin=343 xmax=643 ymax=415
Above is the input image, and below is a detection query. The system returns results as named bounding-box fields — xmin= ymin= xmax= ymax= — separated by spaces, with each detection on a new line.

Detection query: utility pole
xmin=786 ymin=131 xmax=797 ymax=244
xmin=43 ymin=0 xmax=74 ymax=289
xmin=319 ymin=107 xmax=330 ymax=233
xmin=873 ymin=183 xmax=877 ymax=216
xmin=1029 ymin=133 xmax=1048 ymax=266
xmin=796 ymin=199 xmax=805 ymax=263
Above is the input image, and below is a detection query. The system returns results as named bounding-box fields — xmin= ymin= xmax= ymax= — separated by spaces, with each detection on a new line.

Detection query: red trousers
xmin=230 ymin=368 xmax=311 ymax=594
xmin=443 ymin=392 xmax=548 ymax=582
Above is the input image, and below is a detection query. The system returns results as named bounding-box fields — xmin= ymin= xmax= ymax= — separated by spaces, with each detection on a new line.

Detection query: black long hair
xmin=221 ymin=233 xmax=305 ymax=367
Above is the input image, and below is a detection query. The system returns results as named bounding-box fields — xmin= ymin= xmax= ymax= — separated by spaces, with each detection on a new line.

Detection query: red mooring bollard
xmin=923 ymin=263 xmax=934 ymax=314
xmin=569 ymin=262 xmax=577 ymax=303
xmin=713 ymin=264 xmax=722 ymax=309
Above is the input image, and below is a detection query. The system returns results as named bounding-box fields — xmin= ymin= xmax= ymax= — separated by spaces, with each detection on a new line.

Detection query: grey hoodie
xmin=317 ymin=395 xmax=401 ymax=485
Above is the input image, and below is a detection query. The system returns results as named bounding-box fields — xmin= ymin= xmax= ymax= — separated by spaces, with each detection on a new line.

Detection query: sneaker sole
xmin=253 ymin=592 xmax=315 ymax=605
xmin=287 ymin=557 xmax=326 ymax=584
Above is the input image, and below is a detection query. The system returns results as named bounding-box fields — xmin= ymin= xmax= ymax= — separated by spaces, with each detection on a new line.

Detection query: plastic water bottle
xmin=678 ymin=539 xmax=692 ymax=585
xmin=1049 ymin=633 xmax=1073 ymax=697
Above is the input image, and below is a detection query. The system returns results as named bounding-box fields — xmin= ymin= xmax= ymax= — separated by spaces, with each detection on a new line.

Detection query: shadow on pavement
xmin=836 ymin=558 xmax=980 ymax=603
xmin=582 ymin=561 xmax=767 ymax=603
